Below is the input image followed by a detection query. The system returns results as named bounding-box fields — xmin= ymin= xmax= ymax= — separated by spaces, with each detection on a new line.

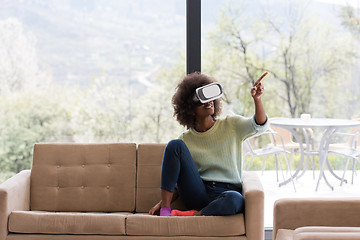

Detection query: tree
xmin=0 ymin=18 xmax=51 ymax=93
xmin=0 ymin=88 xmax=73 ymax=173
xmin=340 ymin=5 xmax=360 ymax=36
xmin=338 ymin=4 xmax=360 ymax=119
xmin=0 ymin=17 xmax=56 ymax=174
xmin=70 ymin=75 xmax=135 ymax=142
xmin=205 ymin=1 xmax=356 ymax=118
xmin=132 ymin=55 xmax=186 ymax=143
xmin=69 ymin=57 xmax=185 ymax=144
xmin=204 ymin=2 xmax=271 ymax=117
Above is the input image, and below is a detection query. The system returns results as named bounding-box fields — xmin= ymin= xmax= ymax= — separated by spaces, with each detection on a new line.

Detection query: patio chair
xmin=244 ymin=129 xmax=295 ymax=190
xmin=328 ymin=120 xmax=360 ymax=150
xmin=327 ymin=130 xmax=360 ymax=186
xmin=269 ymin=118 xmax=317 ymax=179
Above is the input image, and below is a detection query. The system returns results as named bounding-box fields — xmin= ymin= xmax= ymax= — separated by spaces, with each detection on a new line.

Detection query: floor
xmin=251 ymin=168 xmax=360 ymax=229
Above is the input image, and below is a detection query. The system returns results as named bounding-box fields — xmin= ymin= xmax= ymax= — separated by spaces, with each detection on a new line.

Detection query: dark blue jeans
xmin=160 ymin=139 xmax=245 ymax=216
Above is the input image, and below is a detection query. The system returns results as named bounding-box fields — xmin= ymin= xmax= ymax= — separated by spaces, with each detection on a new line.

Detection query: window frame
xmin=186 ymin=0 xmax=201 ymax=74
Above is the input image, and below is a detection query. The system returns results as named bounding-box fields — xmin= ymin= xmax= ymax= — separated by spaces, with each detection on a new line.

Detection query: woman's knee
xmin=165 ymin=139 xmax=186 ymax=153
xmin=223 ymin=191 xmax=245 ymax=213
xmin=162 ymin=139 xmax=187 ymax=167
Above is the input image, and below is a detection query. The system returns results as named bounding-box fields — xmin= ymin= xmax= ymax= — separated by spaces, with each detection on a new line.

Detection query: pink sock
xmin=160 ymin=207 xmax=172 ymax=216
xmin=171 ymin=209 xmax=198 ymax=216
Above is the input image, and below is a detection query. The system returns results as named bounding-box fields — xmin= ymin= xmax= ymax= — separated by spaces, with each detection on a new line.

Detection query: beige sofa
xmin=273 ymin=198 xmax=360 ymax=240
xmin=0 ymin=143 xmax=265 ymax=240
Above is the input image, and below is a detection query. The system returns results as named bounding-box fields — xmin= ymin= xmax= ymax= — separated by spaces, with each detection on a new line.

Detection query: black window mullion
xmin=186 ymin=0 xmax=201 ymax=74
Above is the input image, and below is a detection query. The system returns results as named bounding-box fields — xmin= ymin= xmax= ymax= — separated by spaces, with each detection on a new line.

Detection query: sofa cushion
xmin=30 ymin=143 xmax=136 ymax=212
xmin=275 ymin=229 xmax=294 ymax=240
xmin=126 ymin=213 xmax=245 ymax=237
xmin=8 ymin=211 xmax=130 ymax=235
xmin=136 ymin=144 xmax=186 ymax=213
xmin=5 ymin=234 xmax=244 ymax=240
xmin=293 ymin=226 xmax=360 ymax=240
xmin=273 ymin=198 xmax=360 ymax=234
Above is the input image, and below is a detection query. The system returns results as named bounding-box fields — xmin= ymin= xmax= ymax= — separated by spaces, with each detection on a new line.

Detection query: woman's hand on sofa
xmin=149 ymin=200 xmax=162 ymax=215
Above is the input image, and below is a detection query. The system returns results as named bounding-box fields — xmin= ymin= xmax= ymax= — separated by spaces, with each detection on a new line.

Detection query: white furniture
xmin=327 ymin=131 xmax=360 ymax=185
xmin=244 ymin=130 xmax=296 ymax=191
xmin=270 ymin=119 xmax=316 ymax=179
xmin=244 ymin=131 xmax=289 ymax=179
xmin=271 ymin=118 xmax=360 ymax=191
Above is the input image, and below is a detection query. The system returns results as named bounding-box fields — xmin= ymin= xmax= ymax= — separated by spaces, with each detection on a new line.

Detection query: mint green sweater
xmin=179 ymin=115 xmax=268 ymax=185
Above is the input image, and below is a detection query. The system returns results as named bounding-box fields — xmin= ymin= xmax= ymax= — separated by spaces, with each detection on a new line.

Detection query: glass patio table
xmin=270 ymin=118 xmax=360 ymax=191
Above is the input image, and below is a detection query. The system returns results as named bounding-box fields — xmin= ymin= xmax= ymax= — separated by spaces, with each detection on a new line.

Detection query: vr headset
xmin=193 ymin=83 xmax=223 ymax=104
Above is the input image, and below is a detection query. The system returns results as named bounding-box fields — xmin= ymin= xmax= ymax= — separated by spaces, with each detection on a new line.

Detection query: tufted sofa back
xmin=30 ymin=143 xmax=137 ymax=212
xmin=136 ymin=143 xmax=186 ymax=213
xmin=135 ymin=143 xmax=165 ymax=212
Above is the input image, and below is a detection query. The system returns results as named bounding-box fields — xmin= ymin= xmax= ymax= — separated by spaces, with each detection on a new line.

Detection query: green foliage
xmin=0 ymin=89 xmax=73 ymax=173
xmin=340 ymin=6 xmax=360 ymax=35
xmin=69 ymin=66 xmax=185 ymax=144
xmin=245 ymin=153 xmax=352 ymax=172
xmin=1 ymin=2 xmax=360 ymax=184
xmin=205 ymin=0 xmax=358 ymax=119
xmin=0 ymin=74 xmax=184 ymax=178
xmin=132 ymin=52 xmax=186 ymax=143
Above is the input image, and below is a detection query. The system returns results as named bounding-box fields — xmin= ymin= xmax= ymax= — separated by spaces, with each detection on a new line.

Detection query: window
xmin=201 ymin=0 xmax=360 ymax=119
xmin=201 ymin=0 xmax=360 ymax=231
xmin=0 ymin=0 xmax=185 ymax=181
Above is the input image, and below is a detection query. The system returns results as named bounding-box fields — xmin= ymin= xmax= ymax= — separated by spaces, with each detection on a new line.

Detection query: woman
xmin=149 ymin=72 xmax=268 ymax=216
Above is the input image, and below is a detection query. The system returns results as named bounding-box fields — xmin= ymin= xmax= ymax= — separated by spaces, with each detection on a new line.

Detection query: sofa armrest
xmin=293 ymin=226 xmax=360 ymax=240
xmin=273 ymin=198 xmax=360 ymax=240
xmin=242 ymin=171 xmax=264 ymax=240
xmin=0 ymin=170 xmax=31 ymax=240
